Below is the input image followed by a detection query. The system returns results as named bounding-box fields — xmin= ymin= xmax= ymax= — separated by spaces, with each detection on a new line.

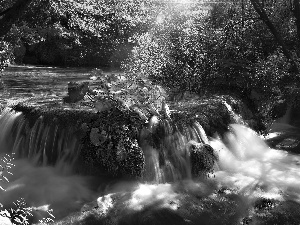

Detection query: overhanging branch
xmin=249 ymin=0 xmax=299 ymax=74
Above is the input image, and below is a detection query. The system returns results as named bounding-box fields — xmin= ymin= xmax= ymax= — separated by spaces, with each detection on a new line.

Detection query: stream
xmin=1 ymin=65 xmax=300 ymax=225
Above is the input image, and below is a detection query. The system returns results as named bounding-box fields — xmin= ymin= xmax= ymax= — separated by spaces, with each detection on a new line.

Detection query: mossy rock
xmin=73 ymin=106 xmax=146 ymax=178
xmin=170 ymin=97 xmax=232 ymax=137
xmin=189 ymin=142 xmax=218 ymax=177
xmin=9 ymin=97 xmax=223 ymax=179
xmin=10 ymin=102 xmax=146 ymax=178
xmin=247 ymin=199 xmax=300 ymax=225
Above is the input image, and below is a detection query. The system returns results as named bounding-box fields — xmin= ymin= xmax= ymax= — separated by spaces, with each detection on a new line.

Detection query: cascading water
xmin=140 ymin=117 xmax=213 ymax=183
xmin=1 ymin=102 xmax=300 ymax=224
xmin=212 ymin=124 xmax=300 ymax=195
xmin=0 ymin=108 xmax=81 ymax=167
xmin=222 ymin=100 xmax=246 ymax=125
xmin=0 ymin=108 xmax=97 ymax=223
xmin=0 ymin=105 xmax=217 ymax=223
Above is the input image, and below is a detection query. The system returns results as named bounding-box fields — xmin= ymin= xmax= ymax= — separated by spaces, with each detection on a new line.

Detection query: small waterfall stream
xmin=0 ymin=108 xmax=81 ymax=169
xmin=140 ymin=118 xmax=212 ymax=183
xmin=0 ymin=108 xmax=97 ymax=222
xmin=1 ymin=103 xmax=300 ymax=224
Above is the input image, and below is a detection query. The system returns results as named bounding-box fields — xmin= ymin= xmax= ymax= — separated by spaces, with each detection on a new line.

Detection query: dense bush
xmin=124 ymin=0 xmax=300 ymax=129
xmin=0 ymin=154 xmax=55 ymax=224
xmin=1 ymin=0 xmax=300 ymax=130
xmin=0 ymin=0 xmax=166 ymax=68
xmin=0 ymin=41 xmax=13 ymax=71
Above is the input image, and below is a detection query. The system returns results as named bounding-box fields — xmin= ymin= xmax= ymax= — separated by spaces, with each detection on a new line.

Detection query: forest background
xmin=1 ymin=0 xmax=300 ymax=131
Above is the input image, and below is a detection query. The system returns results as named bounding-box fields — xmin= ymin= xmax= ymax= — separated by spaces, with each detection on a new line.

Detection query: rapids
xmin=211 ymin=124 xmax=300 ymax=203
xmin=1 ymin=105 xmax=300 ymax=224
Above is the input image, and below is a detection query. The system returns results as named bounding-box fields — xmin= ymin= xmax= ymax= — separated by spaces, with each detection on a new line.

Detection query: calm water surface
xmin=0 ymin=65 xmax=116 ymax=107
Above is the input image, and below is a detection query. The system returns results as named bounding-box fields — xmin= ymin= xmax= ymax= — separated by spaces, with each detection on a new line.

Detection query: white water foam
xmin=2 ymin=105 xmax=300 ymax=224
xmin=211 ymin=124 xmax=300 ymax=203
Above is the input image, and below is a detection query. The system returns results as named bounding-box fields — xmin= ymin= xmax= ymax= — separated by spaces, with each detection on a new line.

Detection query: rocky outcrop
xmin=170 ymin=97 xmax=233 ymax=137
xmin=80 ymin=106 xmax=146 ymax=177
xmin=7 ymin=87 xmax=224 ymax=180
xmin=10 ymin=102 xmax=146 ymax=178
xmin=188 ymin=141 xmax=218 ymax=177
xmin=63 ymin=82 xmax=90 ymax=103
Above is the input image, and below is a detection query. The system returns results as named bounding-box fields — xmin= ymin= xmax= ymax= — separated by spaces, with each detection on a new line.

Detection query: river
xmin=1 ymin=65 xmax=300 ymax=225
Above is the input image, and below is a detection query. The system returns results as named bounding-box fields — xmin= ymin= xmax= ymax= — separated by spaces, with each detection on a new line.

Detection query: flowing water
xmin=212 ymin=125 xmax=300 ymax=201
xmin=0 ymin=65 xmax=91 ymax=106
xmin=1 ymin=66 xmax=300 ymax=224
xmin=0 ymin=108 xmax=97 ymax=222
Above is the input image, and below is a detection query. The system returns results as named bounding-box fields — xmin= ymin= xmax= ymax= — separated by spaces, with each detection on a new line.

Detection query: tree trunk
xmin=293 ymin=0 xmax=300 ymax=43
xmin=249 ymin=0 xmax=299 ymax=74
xmin=0 ymin=0 xmax=33 ymax=37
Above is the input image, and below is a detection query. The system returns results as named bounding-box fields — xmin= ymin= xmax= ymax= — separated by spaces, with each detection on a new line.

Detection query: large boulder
xmin=79 ymin=104 xmax=146 ymax=178
xmin=188 ymin=141 xmax=218 ymax=177
xmin=9 ymin=102 xmax=146 ymax=178
xmin=63 ymin=82 xmax=90 ymax=103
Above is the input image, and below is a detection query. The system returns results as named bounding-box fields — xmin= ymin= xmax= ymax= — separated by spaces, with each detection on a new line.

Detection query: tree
xmin=249 ymin=0 xmax=299 ymax=74
xmin=292 ymin=0 xmax=300 ymax=44
xmin=0 ymin=0 xmax=34 ymax=37
xmin=1 ymin=0 xmax=164 ymax=68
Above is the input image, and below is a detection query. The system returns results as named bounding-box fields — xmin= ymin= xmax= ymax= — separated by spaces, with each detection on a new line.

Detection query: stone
xmin=10 ymin=102 xmax=146 ymax=178
xmin=63 ymin=82 xmax=90 ymax=103
xmin=188 ymin=141 xmax=218 ymax=177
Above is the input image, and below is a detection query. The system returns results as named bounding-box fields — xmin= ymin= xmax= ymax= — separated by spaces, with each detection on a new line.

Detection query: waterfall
xmin=0 ymin=107 xmax=81 ymax=171
xmin=222 ymin=100 xmax=246 ymax=125
xmin=2 ymin=101 xmax=300 ymax=224
xmin=0 ymin=106 xmax=216 ymax=223
xmin=141 ymin=117 xmax=215 ymax=183
xmin=0 ymin=108 xmax=96 ymax=222
xmin=211 ymin=124 xmax=300 ymax=204
xmin=0 ymin=106 xmax=214 ymax=184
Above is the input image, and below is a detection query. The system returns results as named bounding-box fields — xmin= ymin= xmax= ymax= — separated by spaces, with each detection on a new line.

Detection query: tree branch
xmin=249 ymin=0 xmax=299 ymax=74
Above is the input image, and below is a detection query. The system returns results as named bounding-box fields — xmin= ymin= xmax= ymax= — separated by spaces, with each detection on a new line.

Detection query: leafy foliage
xmin=0 ymin=199 xmax=33 ymax=225
xmin=0 ymin=154 xmax=14 ymax=190
xmin=124 ymin=0 xmax=300 ymax=129
xmin=0 ymin=154 xmax=55 ymax=224
xmin=0 ymin=41 xmax=13 ymax=71
xmin=86 ymin=68 xmax=167 ymax=114
xmin=0 ymin=0 xmax=165 ymax=68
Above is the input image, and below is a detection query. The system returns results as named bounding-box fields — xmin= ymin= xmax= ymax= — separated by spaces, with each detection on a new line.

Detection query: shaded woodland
xmin=1 ymin=0 xmax=300 ymax=129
